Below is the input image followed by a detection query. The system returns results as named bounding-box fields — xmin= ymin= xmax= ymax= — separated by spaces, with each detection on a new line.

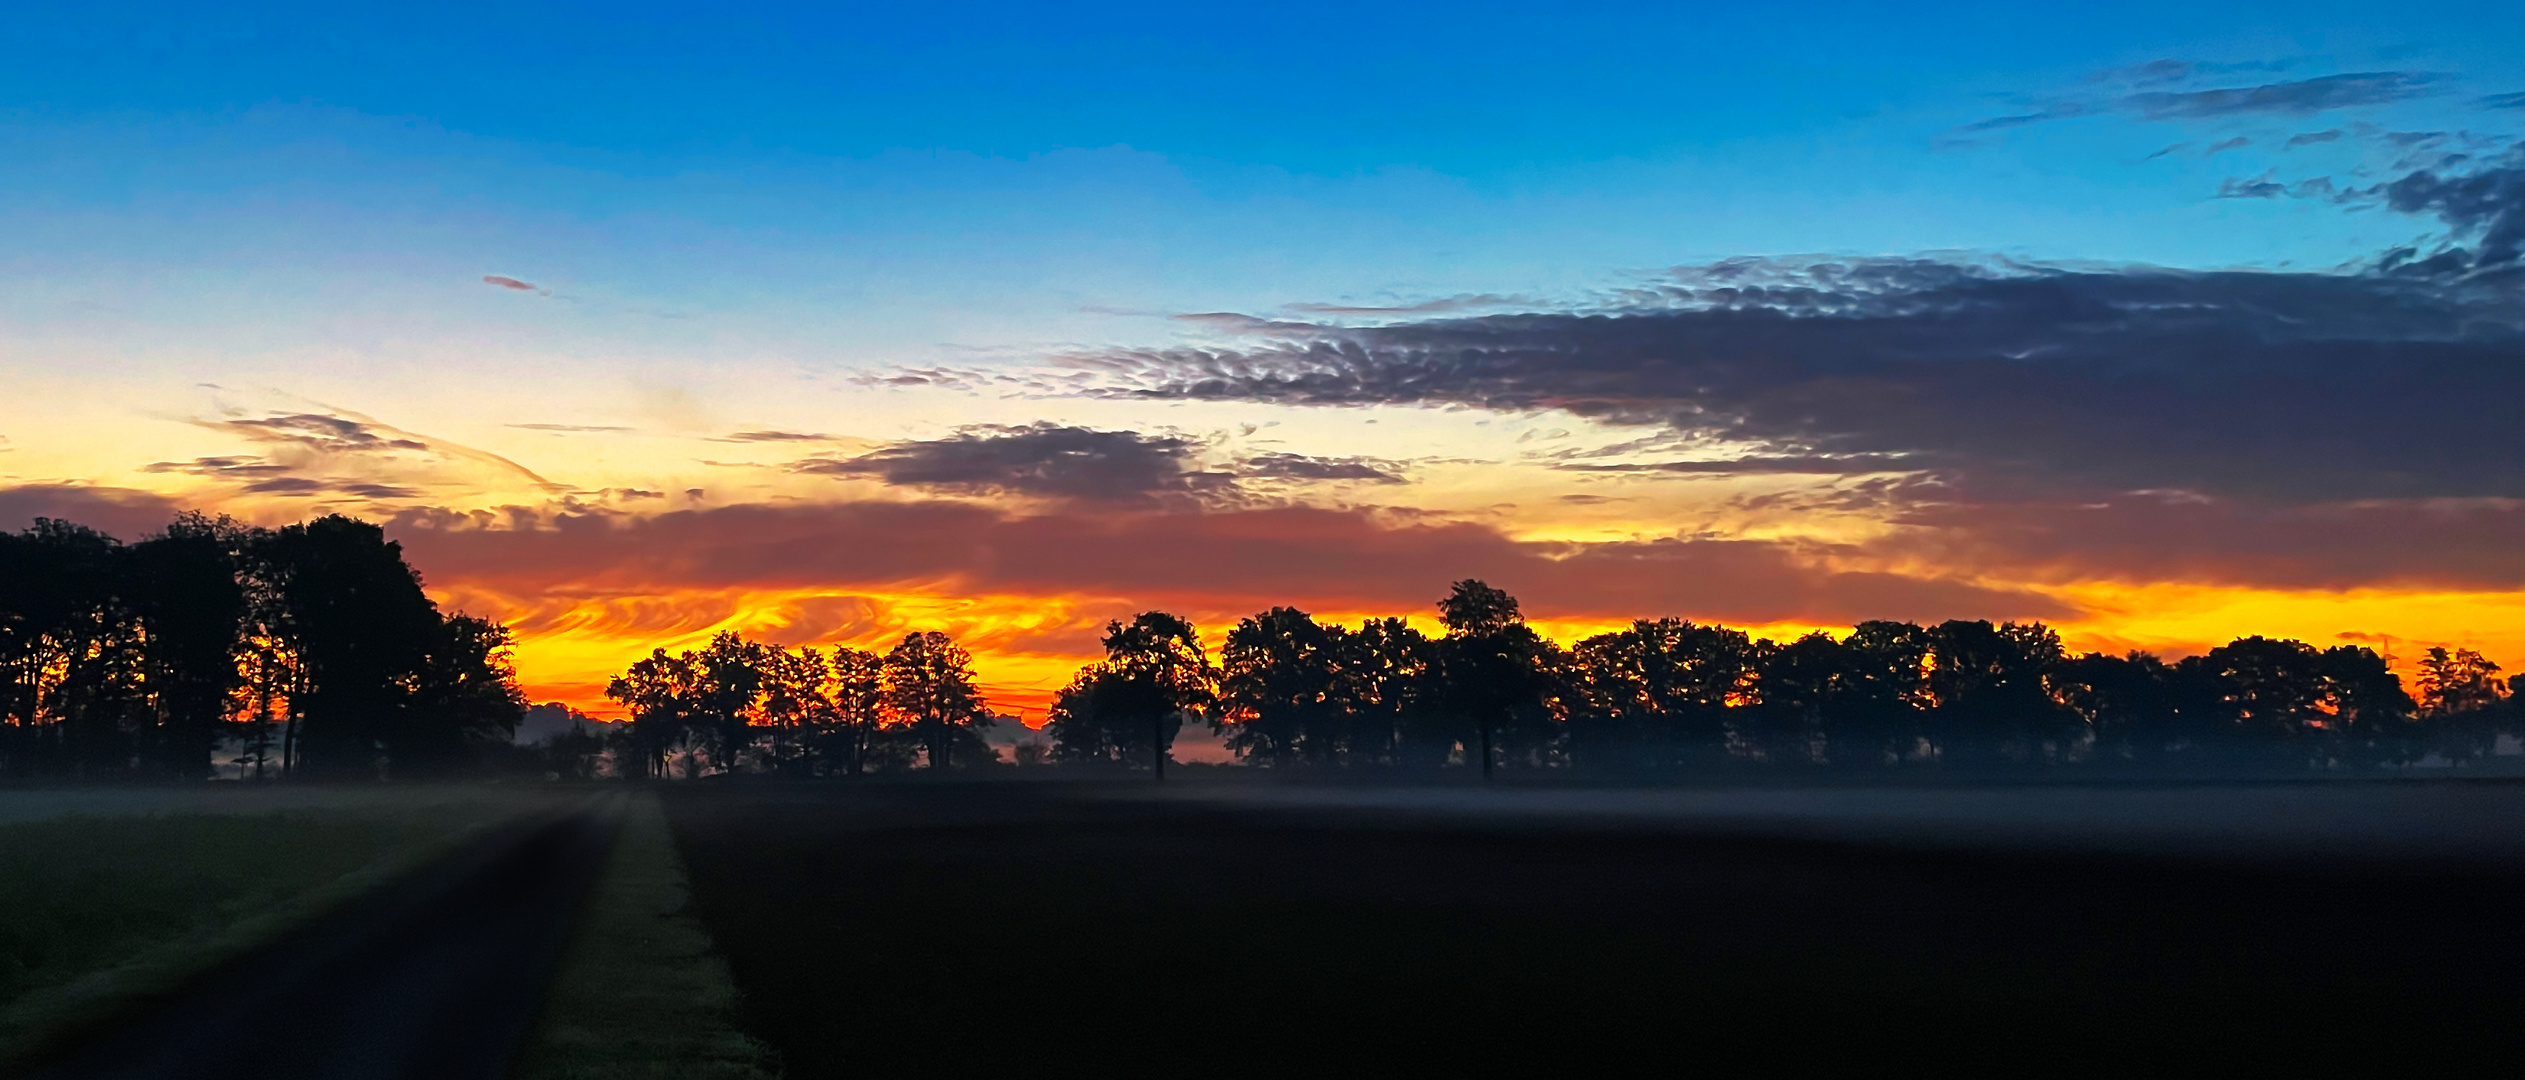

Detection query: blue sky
xmin=6 ymin=1 xmax=2522 ymax=366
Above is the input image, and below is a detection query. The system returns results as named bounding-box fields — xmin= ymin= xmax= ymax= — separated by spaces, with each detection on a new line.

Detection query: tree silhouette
xmin=883 ymin=631 xmax=990 ymax=769
xmin=124 ymin=515 xmax=251 ymax=780
xmin=256 ymin=516 xmax=441 ymax=778
xmin=1047 ymin=612 xmax=1216 ymax=776
xmin=1216 ymin=607 xmax=1342 ymax=766
xmin=1434 ymin=580 xmax=1564 ymax=778
xmin=825 ymin=647 xmax=886 ymax=775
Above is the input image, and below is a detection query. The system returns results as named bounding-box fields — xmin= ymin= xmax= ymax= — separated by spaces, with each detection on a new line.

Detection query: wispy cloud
xmin=1962 ymin=68 xmax=2446 ymax=135
xmin=509 ymin=423 xmax=635 ymax=433
xmin=2124 ymin=71 xmax=2442 ymax=120
xmin=1238 ymin=452 xmax=1408 ymax=484
xmin=717 ymin=430 xmax=845 ymax=443
xmin=1282 ymin=294 xmax=1534 ymax=317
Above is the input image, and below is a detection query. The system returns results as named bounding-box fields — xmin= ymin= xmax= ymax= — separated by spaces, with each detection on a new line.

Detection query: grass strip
xmin=514 ymin=790 xmax=780 ymax=1080
xmin=0 ymin=790 xmax=544 ymax=1069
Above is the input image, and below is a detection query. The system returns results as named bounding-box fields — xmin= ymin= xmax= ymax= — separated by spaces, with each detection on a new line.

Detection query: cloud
xmin=792 ymin=424 xmax=1224 ymax=503
xmin=1237 ymin=452 xmax=1407 ymax=484
xmin=225 ymin=413 xmax=430 ymax=453
xmin=1283 ymin=294 xmax=1534 ymax=316
xmin=141 ymin=455 xmax=293 ymax=478
xmin=2123 ymin=71 xmax=2442 ymax=120
xmin=717 ymin=430 xmax=843 ymax=443
xmin=509 ymin=423 xmax=636 ymax=433
xmin=1880 ymin=491 xmax=2525 ymax=592
xmin=206 ymin=407 xmax=562 ymax=495
xmin=1552 ymin=454 xmax=1922 ymax=476
xmin=2379 ymin=145 xmax=2525 ymax=269
xmin=240 ymin=477 xmax=423 ymax=500
xmin=2207 ymin=136 xmax=2251 ymax=155
xmin=0 ymin=483 xmax=186 ymax=540
xmin=2285 ymin=130 xmax=2343 ymax=148
xmin=2216 ymin=174 xmax=2291 ymax=199
xmin=483 ymin=275 xmax=541 ymax=292
xmin=1964 ymin=70 xmax=2443 ymax=134
xmin=2479 ymin=91 xmax=2525 ymax=110
xmin=1083 ymin=251 xmax=2525 ymax=504
xmin=391 ymin=499 xmax=2067 ymax=628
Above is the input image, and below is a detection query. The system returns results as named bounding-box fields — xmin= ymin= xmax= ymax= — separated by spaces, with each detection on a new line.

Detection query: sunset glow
xmin=5 ymin=4 xmax=2521 ymax=721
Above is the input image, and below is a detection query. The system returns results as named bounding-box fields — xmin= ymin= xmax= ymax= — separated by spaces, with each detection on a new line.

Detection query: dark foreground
xmin=24 ymin=801 xmax=616 ymax=1080
xmin=666 ymin=781 xmax=2525 ymax=1075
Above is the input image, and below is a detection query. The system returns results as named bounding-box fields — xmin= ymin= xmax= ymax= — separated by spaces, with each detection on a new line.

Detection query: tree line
xmin=9 ymin=511 xmax=2519 ymax=782
xmin=597 ymin=579 xmax=2525 ymax=778
xmin=0 ymin=514 xmax=525 ymax=780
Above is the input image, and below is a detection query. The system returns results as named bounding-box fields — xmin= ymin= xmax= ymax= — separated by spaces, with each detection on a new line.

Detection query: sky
xmin=4 ymin=1 xmax=2524 ymax=720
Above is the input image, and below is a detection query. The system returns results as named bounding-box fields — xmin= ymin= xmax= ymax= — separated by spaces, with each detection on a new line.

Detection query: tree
xmin=1215 ymin=607 xmax=1342 ymax=766
xmin=1568 ymin=618 xmax=1755 ymax=771
xmin=2047 ymin=652 xmax=2175 ymax=764
xmin=824 ymin=647 xmax=886 ymax=775
xmin=1434 ymin=580 xmax=1565 ymax=778
xmin=0 ymin=520 xmax=140 ymax=776
xmin=607 ymin=649 xmax=700 ymax=780
xmin=394 ymin=614 xmax=529 ymax=775
xmin=883 ymin=631 xmax=990 ymax=769
xmin=123 ymin=514 xmax=251 ymax=779
xmin=754 ymin=644 xmax=833 ymax=775
xmin=1922 ymin=620 xmax=2074 ymax=764
xmin=254 ymin=516 xmax=441 ymax=778
xmin=2417 ymin=647 xmax=2506 ymax=716
xmin=1331 ymin=617 xmax=1434 ymax=768
xmin=1048 ymin=612 xmax=1215 ymax=776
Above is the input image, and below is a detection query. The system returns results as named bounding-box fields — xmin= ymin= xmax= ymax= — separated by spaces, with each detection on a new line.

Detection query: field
xmin=663 ymin=779 xmax=2525 ymax=1074
xmin=0 ymin=785 xmax=562 ymax=1066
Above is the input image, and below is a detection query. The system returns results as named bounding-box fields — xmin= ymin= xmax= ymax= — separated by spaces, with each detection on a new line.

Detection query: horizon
xmin=6 ymin=2 xmax=2524 ymax=722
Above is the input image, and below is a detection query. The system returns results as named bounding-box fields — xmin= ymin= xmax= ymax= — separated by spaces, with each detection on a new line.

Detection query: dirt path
xmin=24 ymin=799 xmax=620 ymax=1080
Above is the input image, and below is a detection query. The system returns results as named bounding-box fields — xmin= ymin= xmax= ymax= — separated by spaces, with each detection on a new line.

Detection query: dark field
xmin=664 ymin=781 xmax=2525 ymax=1075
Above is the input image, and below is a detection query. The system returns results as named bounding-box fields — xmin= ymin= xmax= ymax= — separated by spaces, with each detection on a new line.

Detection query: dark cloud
xmin=2380 ymin=145 xmax=2525 ymax=269
xmin=2286 ymin=130 xmax=2344 ymax=148
xmin=1237 ymin=452 xmax=1407 ymax=484
xmin=0 ymin=484 xmax=186 ymax=540
xmin=2207 ymin=136 xmax=2251 ymax=155
xmin=793 ymin=424 xmax=1221 ymax=503
xmin=2479 ymin=91 xmax=2525 ymax=110
xmin=2123 ymin=71 xmax=2442 ymax=120
xmin=1553 ymin=454 xmax=1921 ymax=476
xmin=483 ymin=275 xmax=539 ymax=291
xmin=393 ymin=499 xmax=2066 ymax=627
xmin=509 ymin=423 xmax=635 ymax=433
xmin=2216 ymin=175 xmax=2291 ymax=199
xmin=224 ymin=413 xmax=430 ymax=453
xmin=240 ymin=476 xmax=422 ymax=500
xmin=1087 ymin=251 xmax=2525 ymax=503
xmin=718 ymin=430 xmax=842 ymax=443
